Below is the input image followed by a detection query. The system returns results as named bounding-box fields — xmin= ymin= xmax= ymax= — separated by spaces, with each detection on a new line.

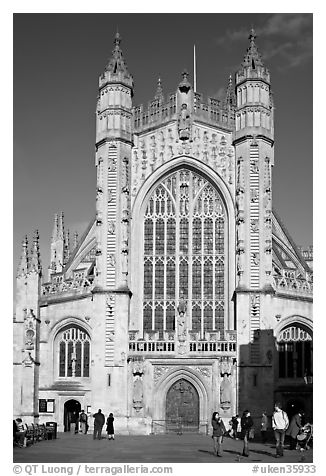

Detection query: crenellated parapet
xmin=41 ymin=270 xmax=95 ymax=299
xmin=133 ymin=92 xmax=235 ymax=135
xmin=273 ymin=271 xmax=313 ymax=297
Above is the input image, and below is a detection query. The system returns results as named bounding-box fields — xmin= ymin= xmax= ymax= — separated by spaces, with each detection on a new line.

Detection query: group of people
xmin=211 ymin=402 xmax=310 ymax=458
xmin=69 ymin=409 xmax=114 ymax=441
xmin=92 ymin=409 xmax=115 ymax=441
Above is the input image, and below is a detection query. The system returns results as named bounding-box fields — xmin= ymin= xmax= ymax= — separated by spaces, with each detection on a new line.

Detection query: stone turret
xmin=14 ymin=230 xmax=42 ymax=421
xmin=92 ymin=32 xmax=134 ymax=419
xmin=233 ymin=30 xmax=275 ymax=407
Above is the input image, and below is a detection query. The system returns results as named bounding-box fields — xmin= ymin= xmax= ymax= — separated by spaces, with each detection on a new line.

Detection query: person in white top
xmin=272 ymin=402 xmax=289 ymax=457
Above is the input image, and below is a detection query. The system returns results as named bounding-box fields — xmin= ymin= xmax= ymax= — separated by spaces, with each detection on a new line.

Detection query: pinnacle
xmin=30 ymin=229 xmax=42 ymax=273
xmin=17 ymin=235 xmax=29 ymax=277
xmin=105 ymin=31 xmax=131 ymax=78
xmin=155 ymin=77 xmax=164 ymax=101
xmin=242 ymin=27 xmax=264 ymax=68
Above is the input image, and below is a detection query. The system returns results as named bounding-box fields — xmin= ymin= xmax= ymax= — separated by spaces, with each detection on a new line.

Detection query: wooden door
xmin=166 ymin=379 xmax=199 ymax=431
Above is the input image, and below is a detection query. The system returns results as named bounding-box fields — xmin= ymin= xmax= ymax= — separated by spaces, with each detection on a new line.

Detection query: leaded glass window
xmin=143 ymin=169 xmax=226 ymax=337
xmin=58 ymin=326 xmax=91 ymax=378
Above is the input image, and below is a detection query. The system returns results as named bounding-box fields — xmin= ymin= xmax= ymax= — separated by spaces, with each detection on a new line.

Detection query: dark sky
xmin=13 ymin=13 xmax=313 ymax=281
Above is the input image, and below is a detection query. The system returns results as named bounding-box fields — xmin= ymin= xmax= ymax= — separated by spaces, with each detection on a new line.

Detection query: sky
xmin=13 ymin=12 xmax=313 ymax=282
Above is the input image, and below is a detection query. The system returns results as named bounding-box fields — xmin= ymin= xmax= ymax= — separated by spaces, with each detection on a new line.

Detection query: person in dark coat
xmin=211 ymin=411 xmax=226 ymax=457
xmin=286 ymin=412 xmax=302 ymax=449
xmin=93 ymin=409 xmax=105 ymax=440
xmin=106 ymin=413 xmax=115 ymax=440
xmin=241 ymin=410 xmax=254 ymax=457
xmin=261 ymin=411 xmax=268 ymax=443
xmin=230 ymin=415 xmax=239 ymax=439
xmin=79 ymin=409 xmax=88 ymax=434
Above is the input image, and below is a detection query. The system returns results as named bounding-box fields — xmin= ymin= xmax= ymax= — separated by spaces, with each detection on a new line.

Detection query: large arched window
xmin=277 ymin=325 xmax=313 ymax=379
xmin=143 ymin=169 xmax=226 ymax=337
xmin=58 ymin=326 xmax=90 ymax=378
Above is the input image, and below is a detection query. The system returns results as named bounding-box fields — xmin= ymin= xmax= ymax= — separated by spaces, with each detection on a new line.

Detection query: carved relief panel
xmin=131 ymin=125 xmax=235 ymax=206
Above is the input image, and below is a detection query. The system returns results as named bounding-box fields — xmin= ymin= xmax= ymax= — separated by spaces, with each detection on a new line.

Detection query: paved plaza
xmin=13 ymin=432 xmax=313 ymax=464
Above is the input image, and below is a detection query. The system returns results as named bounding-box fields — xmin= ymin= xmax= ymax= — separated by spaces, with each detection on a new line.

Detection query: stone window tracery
xmin=277 ymin=325 xmax=312 ymax=379
xmin=58 ymin=326 xmax=90 ymax=378
xmin=143 ymin=169 xmax=226 ymax=337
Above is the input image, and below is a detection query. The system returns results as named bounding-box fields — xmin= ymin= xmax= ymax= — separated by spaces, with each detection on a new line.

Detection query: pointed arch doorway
xmin=166 ymin=379 xmax=199 ymax=432
xmin=63 ymin=399 xmax=81 ymax=432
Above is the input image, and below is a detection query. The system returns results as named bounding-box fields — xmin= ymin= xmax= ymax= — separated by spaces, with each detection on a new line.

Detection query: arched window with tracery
xmin=58 ymin=325 xmax=90 ymax=378
xmin=143 ymin=169 xmax=226 ymax=337
xmin=277 ymin=324 xmax=313 ymax=379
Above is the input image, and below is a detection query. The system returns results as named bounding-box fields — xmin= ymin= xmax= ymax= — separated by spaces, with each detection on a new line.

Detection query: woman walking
xmin=241 ymin=410 xmax=254 ymax=457
xmin=106 ymin=412 xmax=115 ymax=440
xmin=211 ymin=411 xmax=226 ymax=457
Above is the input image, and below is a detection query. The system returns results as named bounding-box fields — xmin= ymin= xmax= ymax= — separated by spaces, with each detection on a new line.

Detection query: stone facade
xmin=14 ymin=30 xmax=313 ymax=434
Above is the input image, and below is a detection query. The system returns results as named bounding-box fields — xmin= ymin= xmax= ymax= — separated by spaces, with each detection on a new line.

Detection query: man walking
xmin=272 ymin=402 xmax=289 ymax=457
xmin=93 ymin=409 xmax=105 ymax=440
xmin=79 ymin=409 xmax=88 ymax=434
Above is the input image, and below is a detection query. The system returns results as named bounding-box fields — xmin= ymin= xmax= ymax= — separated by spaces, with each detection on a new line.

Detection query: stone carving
xmin=154 ymin=366 xmax=170 ymax=384
xmin=195 ymin=367 xmax=211 ymax=378
xmin=132 ymin=376 xmax=143 ymax=412
xmin=132 ymin=359 xmax=145 ymax=376
xmin=177 ymin=297 xmax=187 ymax=341
xmin=178 ymin=104 xmax=191 ymax=140
xmin=108 ymin=254 xmax=116 ymax=267
xmin=220 ymin=373 xmax=232 ymax=408
xmin=25 ymin=309 xmax=36 ymax=351
xmin=107 ymin=189 xmax=113 ymax=203
xmin=108 ymin=220 xmax=115 ymax=234
xmin=251 ymin=160 xmax=259 ymax=174
xmin=177 ymin=343 xmax=187 ymax=355
xmin=264 ymin=157 xmax=271 ymax=192
xmin=250 ymin=188 xmax=259 ymax=202
xmin=220 ymin=358 xmax=233 ymax=375
xmin=251 ymin=219 xmax=259 ymax=232
xmin=23 ymin=352 xmax=35 ymax=368
xmin=252 ymin=252 xmax=260 ymax=265
xmin=107 ymin=331 xmax=114 ymax=342
xmin=236 ymin=157 xmax=245 ymax=194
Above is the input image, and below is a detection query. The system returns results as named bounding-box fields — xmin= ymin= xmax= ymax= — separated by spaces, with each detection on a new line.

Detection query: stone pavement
xmin=13 ymin=432 xmax=313 ymax=464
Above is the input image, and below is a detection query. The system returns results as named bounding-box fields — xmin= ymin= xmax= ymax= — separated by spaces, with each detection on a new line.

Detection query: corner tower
xmin=233 ymin=30 xmax=275 ymax=410
xmin=92 ymin=32 xmax=134 ymax=417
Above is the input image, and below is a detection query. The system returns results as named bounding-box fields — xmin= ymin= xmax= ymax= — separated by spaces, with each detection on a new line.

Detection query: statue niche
xmin=220 ymin=373 xmax=232 ymax=410
xmin=178 ymin=104 xmax=192 ymax=141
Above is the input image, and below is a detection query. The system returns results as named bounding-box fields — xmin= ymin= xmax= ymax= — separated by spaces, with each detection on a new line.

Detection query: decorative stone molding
xmin=194 ymin=367 xmax=211 ymax=379
xmin=153 ymin=366 xmax=171 ymax=384
xmin=130 ymin=127 xmax=235 ymax=203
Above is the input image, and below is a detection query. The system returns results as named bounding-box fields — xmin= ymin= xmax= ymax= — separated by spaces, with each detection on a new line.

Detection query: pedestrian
xmin=93 ymin=409 xmax=105 ymax=440
xmin=70 ymin=411 xmax=79 ymax=434
xmin=261 ymin=411 xmax=268 ymax=443
xmin=79 ymin=409 xmax=88 ymax=434
xmin=272 ymin=402 xmax=289 ymax=458
xmin=106 ymin=413 xmax=115 ymax=440
xmin=240 ymin=410 xmax=254 ymax=457
xmin=211 ymin=411 xmax=226 ymax=457
xmin=230 ymin=415 xmax=239 ymax=439
xmin=286 ymin=411 xmax=302 ymax=450
xmin=14 ymin=418 xmax=27 ymax=448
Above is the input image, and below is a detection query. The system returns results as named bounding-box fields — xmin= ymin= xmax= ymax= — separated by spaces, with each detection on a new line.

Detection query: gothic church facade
xmin=14 ymin=31 xmax=313 ymax=434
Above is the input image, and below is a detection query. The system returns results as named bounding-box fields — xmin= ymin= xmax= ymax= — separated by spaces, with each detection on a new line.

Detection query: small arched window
xmin=58 ymin=326 xmax=90 ymax=378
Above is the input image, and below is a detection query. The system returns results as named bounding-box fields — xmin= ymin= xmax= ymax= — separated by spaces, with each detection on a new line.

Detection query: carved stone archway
xmin=153 ymin=366 xmax=209 ymax=426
